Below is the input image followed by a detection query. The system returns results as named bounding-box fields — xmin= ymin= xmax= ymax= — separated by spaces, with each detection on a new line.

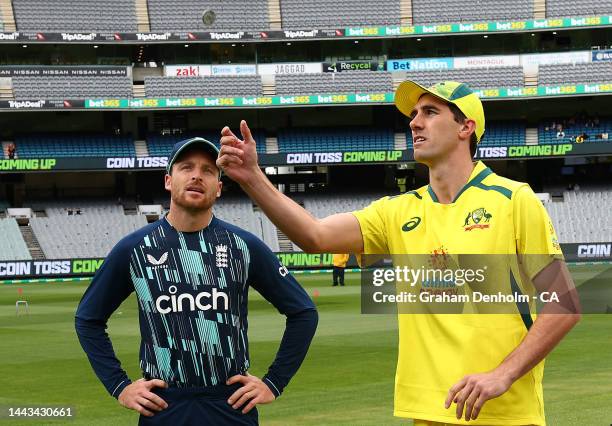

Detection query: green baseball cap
xmin=395 ymin=80 xmax=485 ymax=143
xmin=166 ymin=137 xmax=220 ymax=176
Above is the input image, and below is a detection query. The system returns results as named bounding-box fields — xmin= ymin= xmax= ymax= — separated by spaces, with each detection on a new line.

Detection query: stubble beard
xmin=171 ymin=188 xmax=217 ymax=214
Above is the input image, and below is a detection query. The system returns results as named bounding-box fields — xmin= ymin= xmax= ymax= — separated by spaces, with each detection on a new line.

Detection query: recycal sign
xmin=323 ymin=61 xmax=379 ymax=72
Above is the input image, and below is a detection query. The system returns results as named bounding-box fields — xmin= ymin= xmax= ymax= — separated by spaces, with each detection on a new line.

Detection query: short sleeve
xmin=513 ymin=185 xmax=564 ymax=279
xmin=352 ymin=197 xmax=390 ymax=254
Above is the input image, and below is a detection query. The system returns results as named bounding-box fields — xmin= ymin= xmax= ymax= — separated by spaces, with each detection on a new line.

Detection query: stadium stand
xmin=479 ymin=122 xmax=527 ymax=147
xmin=538 ymin=118 xmax=611 ymax=144
xmin=147 ymin=130 xmax=266 ymax=155
xmin=30 ymin=213 xmax=147 ymax=258
xmin=212 ymin=197 xmax=280 ymax=251
xmin=407 ymin=67 xmax=524 ymax=90
xmin=544 ymin=188 xmax=612 ymax=243
xmin=406 ymin=121 xmax=527 ymax=148
xmin=12 ymin=0 xmax=138 ymax=32
xmin=279 ymin=0 xmax=400 ymax=29
xmin=546 ymin=0 xmax=612 ymax=18
xmin=538 ymin=62 xmax=612 ymax=86
xmin=12 ymin=75 xmax=133 ymax=101
xmin=277 ymin=127 xmax=394 ymax=152
xmin=14 ymin=135 xmax=136 ymax=158
xmin=147 ymin=0 xmax=269 ymax=31
xmin=27 ymin=200 xmax=125 ymax=217
xmin=302 ymin=193 xmax=383 ymax=217
xmin=144 ymin=76 xmax=263 ymax=98
xmin=0 ymin=218 xmax=32 ymax=261
xmin=275 ymin=71 xmax=393 ymax=95
xmin=411 ymin=0 xmax=532 ymax=24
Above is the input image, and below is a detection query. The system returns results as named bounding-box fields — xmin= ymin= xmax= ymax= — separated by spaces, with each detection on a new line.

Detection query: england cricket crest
xmin=215 ymin=244 xmax=228 ymax=268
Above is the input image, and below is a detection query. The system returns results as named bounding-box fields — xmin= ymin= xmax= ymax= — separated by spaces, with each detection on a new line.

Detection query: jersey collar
xmin=427 ymin=161 xmax=492 ymax=204
xmin=162 ymin=213 xmax=217 ymax=232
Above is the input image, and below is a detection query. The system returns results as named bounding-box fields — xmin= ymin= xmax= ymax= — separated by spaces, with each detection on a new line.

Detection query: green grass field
xmin=1 ymin=266 xmax=611 ymax=425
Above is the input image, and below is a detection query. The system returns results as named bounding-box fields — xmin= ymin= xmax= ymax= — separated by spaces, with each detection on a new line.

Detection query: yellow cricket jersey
xmin=353 ymin=161 xmax=563 ymax=425
xmin=332 ymin=253 xmax=350 ymax=267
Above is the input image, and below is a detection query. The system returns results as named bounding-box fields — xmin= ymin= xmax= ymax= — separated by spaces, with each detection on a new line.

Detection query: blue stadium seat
xmin=277 ymin=127 xmax=394 ymax=152
xmin=147 ymin=130 xmax=267 ymax=157
xmin=14 ymin=134 xmax=136 ymax=158
xmin=406 ymin=122 xmax=527 ymax=148
xmin=538 ymin=119 xmax=612 ymax=144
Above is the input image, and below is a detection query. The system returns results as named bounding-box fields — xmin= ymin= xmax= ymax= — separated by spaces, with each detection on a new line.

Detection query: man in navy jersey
xmin=75 ymin=137 xmax=318 ymax=425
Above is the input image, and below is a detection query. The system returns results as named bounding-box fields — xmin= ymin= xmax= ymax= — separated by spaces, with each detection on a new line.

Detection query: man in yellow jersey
xmin=216 ymin=81 xmax=581 ymax=425
xmin=332 ymin=253 xmax=350 ymax=286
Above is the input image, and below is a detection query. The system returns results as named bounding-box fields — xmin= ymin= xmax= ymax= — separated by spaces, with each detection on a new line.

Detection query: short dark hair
xmin=447 ymin=102 xmax=479 ymax=157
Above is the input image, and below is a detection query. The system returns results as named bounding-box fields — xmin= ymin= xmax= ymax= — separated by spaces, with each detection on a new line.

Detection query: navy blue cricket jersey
xmin=75 ymin=216 xmax=317 ymax=399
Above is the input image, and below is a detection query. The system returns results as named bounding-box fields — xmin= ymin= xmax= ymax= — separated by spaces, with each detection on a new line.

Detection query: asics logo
xmin=402 ymin=217 xmax=421 ymax=232
xmin=155 ymin=285 xmax=229 ymax=314
xmin=147 ymin=252 xmax=168 ymax=265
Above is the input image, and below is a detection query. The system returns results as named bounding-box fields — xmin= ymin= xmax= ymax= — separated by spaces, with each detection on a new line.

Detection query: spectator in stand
xmin=574 ymin=133 xmax=589 ymax=144
xmin=7 ymin=142 xmax=16 ymax=159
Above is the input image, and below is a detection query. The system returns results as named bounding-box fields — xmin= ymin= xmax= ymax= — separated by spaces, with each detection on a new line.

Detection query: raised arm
xmin=217 ymin=120 xmax=363 ymax=253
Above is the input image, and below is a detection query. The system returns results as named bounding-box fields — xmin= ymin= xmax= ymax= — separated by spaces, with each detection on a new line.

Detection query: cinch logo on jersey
xmin=155 ymin=285 xmax=229 ymax=314
xmin=402 ymin=216 xmax=421 ymax=232
xmin=463 ymin=207 xmax=492 ymax=231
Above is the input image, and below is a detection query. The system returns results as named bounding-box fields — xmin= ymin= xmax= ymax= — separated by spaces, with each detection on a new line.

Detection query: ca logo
xmin=278 ymin=265 xmax=289 ymax=277
xmin=402 ymin=217 xmax=421 ymax=232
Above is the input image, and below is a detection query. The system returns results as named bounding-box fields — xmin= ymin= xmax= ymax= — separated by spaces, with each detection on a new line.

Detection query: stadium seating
xmin=12 ymin=0 xmax=138 ymax=32
xmin=544 ymin=188 xmax=612 ymax=243
xmin=411 ymin=0 xmax=532 ymax=24
xmin=538 ymin=62 xmax=612 ymax=86
xmin=275 ymin=72 xmax=393 ymax=96
xmin=147 ymin=130 xmax=266 ymax=156
xmin=14 ymin=135 xmax=136 ymax=158
xmin=12 ymin=74 xmax=132 ymax=101
xmin=147 ymin=0 xmax=269 ymax=31
xmin=279 ymin=0 xmax=400 ymax=29
xmin=477 ymin=122 xmax=527 ymax=147
xmin=30 ymin=213 xmax=147 ymax=258
xmin=277 ymin=127 xmax=394 ymax=152
xmin=538 ymin=118 xmax=611 ymax=144
xmin=546 ymin=0 xmax=612 ymax=18
xmin=144 ymin=76 xmax=263 ymax=98
xmin=213 ymin=198 xmax=280 ymax=251
xmin=406 ymin=67 xmax=524 ymax=90
xmin=406 ymin=121 xmax=527 ymax=148
xmin=27 ymin=200 xmax=125 ymax=217
xmin=302 ymin=193 xmax=383 ymax=217
xmin=0 ymin=218 xmax=32 ymax=261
